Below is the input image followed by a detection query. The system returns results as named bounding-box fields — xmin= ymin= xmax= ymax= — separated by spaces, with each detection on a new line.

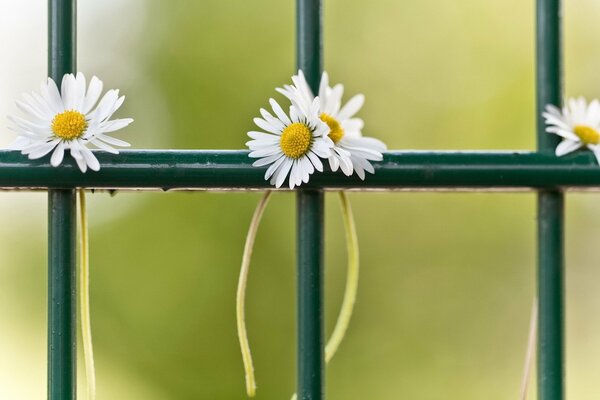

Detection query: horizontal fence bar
xmin=1 ymin=150 xmax=600 ymax=190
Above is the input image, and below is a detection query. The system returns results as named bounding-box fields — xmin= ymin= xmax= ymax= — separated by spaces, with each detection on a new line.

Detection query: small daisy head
xmin=7 ymin=72 xmax=133 ymax=172
xmin=278 ymin=70 xmax=387 ymax=179
xmin=543 ymin=97 xmax=600 ymax=163
xmin=247 ymin=96 xmax=333 ymax=189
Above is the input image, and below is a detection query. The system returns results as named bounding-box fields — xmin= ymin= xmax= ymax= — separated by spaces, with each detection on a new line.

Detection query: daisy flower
xmin=7 ymin=72 xmax=133 ymax=172
xmin=277 ymin=70 xmax=387 ymax=179
xmin=246 ymin=96 xmax=333 ymax=189
xmin=543 ymin=97 xmax=600 ymax=163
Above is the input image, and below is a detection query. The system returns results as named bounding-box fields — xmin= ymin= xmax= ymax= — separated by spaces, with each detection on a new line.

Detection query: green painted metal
xmin=536 ymin=1 xmax=564 ymax=399
xmin=297 ymin=189 xmax=325 ymax=400
xmin=537 ymin=192 xmax=563 ymax=399
xmin=2 ymin=150 xmax=600 ymax=189
xmin=48 ymin=0 xmax=77 ymax=399
xmin=47 ymin=190 xmax=77 ymax=400
xmin=297 ymin=0 xmax=324 ymax=399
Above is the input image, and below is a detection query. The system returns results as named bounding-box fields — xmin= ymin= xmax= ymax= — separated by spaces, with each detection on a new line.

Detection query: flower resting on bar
xmin=278 ymin=70 xmax=387 ymax=179
xmin=7 ymin=72 xmax=133 ymax=172
xmin=543 ymin=97 xmax=600 ymax=163
xmin=247 ymin=96 xmax=333 ymax=189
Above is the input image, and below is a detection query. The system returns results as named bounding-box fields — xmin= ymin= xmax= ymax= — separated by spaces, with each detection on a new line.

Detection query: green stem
xmin=291 ymin=191 xmax=359 ymax=400
xmin=78 ymin=189 xmax=96 ymax=400
xmin=236 ymin=191 xmax=272 ymax=397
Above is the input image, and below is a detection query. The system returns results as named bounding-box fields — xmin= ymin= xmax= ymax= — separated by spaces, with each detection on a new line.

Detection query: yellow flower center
xmin=574 ymin=125 xmax=600 ymax=145
xmin=320 ymin=113 xmax=344 ymax=144
xmin=280 ymin=122 xmax=313 ymax=159
xmin=51 ymin=110 xmax=88 ymax=140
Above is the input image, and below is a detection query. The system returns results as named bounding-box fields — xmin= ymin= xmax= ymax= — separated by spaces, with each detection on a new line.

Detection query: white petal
xmin=43 ymin=77 xmax=64 ymax=113
xmin=545 ymin=126 xmax=579 ymax=141
xmin=91 ymin=89 xmax=119 ymax=122
xmin=325 ymin=84 xmax=344 ymax=116
xmin=15 ymin=100 xmax=46 ymax=122
xmin=23 ymin=92 xmax=53 ymax=118
xmin=69 ymin=145 xmax=87 ymax=172
xmin=82 ymin=76 xmax=104 ymax=114
xmin=50 ymin=141 xmax=66 ymax=166
xmin=260 ymin=109 xmax=286 ymax=132
xmin=73 ymin=72 xmax=87 ymax=111
xmin=249 ymin=146 xmax=281 ymax=158
xmin=329 ymin=153 xmax=340 ymax=172
xmin=7 ymin=136 xmax=32 ymax=150
xmin=340 ymin=144 xmax=384 ymax=160
xmin=351 ymin=156 xmax=366 ymax=180
xmin=61 ymin=73 xmax=77 ymax=110
xmin=337 ymin=94 xmax=365 ymax=120
xmin=341 ymin=118 xmax=364 ymax=132
xmin=318 ymin=72 xmax=329 ymax=109
xmin=254 ymin=117 xmax=280 ymax=134
xmin=306 ymin=151 xmax=323 ymax=172
xmin=290 ymin=106 xmax=300 ymax=123
xmin=555 ymin=139 xmax=582 ymax=156
xmin=95 ymin=134 xmax=131 ymax=147
xmin=543 ymin=113 xmax=572 ymax=132
xmin=264 ymin=155 xmax=287 ymax=180
xmin=77 ymin=142 xmax=100 ymax=171
xmin=89 ymin=138 xmax=119 ymax=154
xmin=269 ymin=98 xmax=291 ymax=126
xmin=275 ymin=158 xmax=293 ymax=188
xmin=338 ymin=153 xmax=354 ymax=176
xmin=252 ymin=153 xmax=283 ymax=167
xmin=27 ymin=140 xmax=59 ymax=159
xmin=247 ymin=131 xmax=279 ymax=141
xmin=7 ymin=115 xmax=50 ymax=133
xmin=300 ymin=155 xmax=314 ymax=176
xmin=99 ymin=118 xmax=133 ymax=133
xmin=289 ymin=160 xmax=299 ymax=189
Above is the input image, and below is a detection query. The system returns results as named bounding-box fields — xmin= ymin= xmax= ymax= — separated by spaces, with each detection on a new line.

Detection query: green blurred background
xmin=1 ymin=0 xmax=600 ymax=398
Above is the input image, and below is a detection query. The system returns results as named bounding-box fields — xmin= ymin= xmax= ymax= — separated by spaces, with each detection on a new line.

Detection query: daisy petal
xmin=555 ymin=139 xmax=582 ymax=157
xmin=82 ymin=76 xmax=104 ymax=114
xmin=275 ymin=158 xmax=293 ymax=188
xmin=100 ymin=118 xmax=134 ymax=133
xmin=50 ymin=141 xmax=66 ymax=167
xmin=337 ymin=94 xmax=364 ymax=120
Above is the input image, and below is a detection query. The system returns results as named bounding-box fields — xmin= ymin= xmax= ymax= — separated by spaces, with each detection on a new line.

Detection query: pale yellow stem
xmin=325 ymin=191 xmax=359 ymax=362
xmin=78 ymin=189 xmax=96 ymax=400
xmin=237 ymin=191 xmax=272 ymax=397
xmin=291 ymin=191 xmax=359 ymax=400
xmin=520 ymin=297 xmax=538 ymax=400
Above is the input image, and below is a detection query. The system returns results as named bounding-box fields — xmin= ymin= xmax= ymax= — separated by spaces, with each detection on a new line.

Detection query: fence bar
xmin=48 ymin=0 xmax=77 ymax=399
xmin=296 ymin=0 xmax=324 ymax=399
xmin=2 ymin=150 xmax=600 ymax=190
xmin=536 ymin=1 xmax=564 ymax=399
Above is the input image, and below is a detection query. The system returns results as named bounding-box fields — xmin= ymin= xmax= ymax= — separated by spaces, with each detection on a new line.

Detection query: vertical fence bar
xmin=296 ymin=0 xmax=324 ymax=399
xmin=48 ymin=1 xmax=77 ymax=399
xmin=536 ymin=1 xmax=564 ymax=399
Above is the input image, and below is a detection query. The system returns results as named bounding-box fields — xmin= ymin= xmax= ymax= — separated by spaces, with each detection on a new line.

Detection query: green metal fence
xmin=0 ymin=0 xmax=581 ymax=398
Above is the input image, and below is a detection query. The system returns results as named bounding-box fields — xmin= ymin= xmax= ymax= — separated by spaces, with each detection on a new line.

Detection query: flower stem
xmin=78 ymin=189 xmax=96 ymax=400
xmin=291 ymin=191 xmax=359 ymax=400
xmin=325 ymin=191 xmax=359 ymax=362
xmin=520 ymin=297 xmax=538 ymax=400
xmin=237 ymin=191 xmax=272 ymax=397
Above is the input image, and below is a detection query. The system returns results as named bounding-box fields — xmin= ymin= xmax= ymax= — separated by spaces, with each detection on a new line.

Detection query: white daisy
xmin=543 ymin=97 xmax=600 ymax=163
xmin=7 ymin=72 xmax=133 ymax=172
xmin=246 ymin=96 xmax=333 ymax=189
xmin=277 ymin=70 xmax=387 ymax=179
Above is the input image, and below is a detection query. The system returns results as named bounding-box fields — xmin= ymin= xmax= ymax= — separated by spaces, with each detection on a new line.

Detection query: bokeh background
xmin=1 ymin=0 xmax=600 ymax=398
